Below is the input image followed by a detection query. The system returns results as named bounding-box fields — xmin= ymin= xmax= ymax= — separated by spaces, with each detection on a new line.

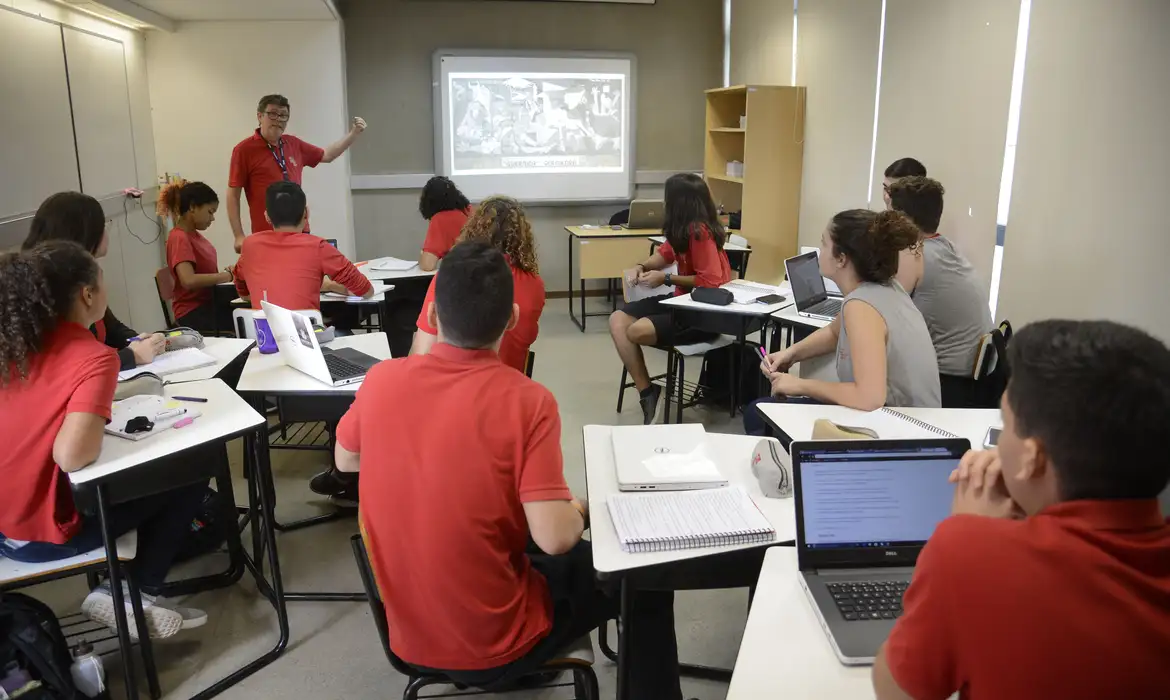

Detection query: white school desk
xmin=564 ymin=226 xmax=656 ymax=331
xmin=236 ymin=332 xmax=392 ymax=396
xmin=648 ymin=234 xmax=751 ymax=253
xmin=771 ymin=303 xmax=832 ymax=330
xmin=358 ymin=262 xmax=437 ymax=282
xmin=726 ymin=548 xmax=874 ymax=700
xmin=660 ymin=280 xmax=794 ymax=317
xmin=69 ymin=379 xmax=281 ymax=700
xmin=756 ymin=403 xmax=1001 ymax=447
xmin=162 ymin=337 xmax=255 ymax=384
xmin=583 ymin=425 xmax=795 ymax=574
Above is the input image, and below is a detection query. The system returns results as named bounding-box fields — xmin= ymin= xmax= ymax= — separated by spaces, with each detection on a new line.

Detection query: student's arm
xmin=411 ymin=280 xmax=439 ymax=356
xmin=519 ymin=393 xmax=582 ymax=556
xmin=174 ymin=262 xmax=232 ymax=290
xmin=872 ymin=650 xmax=917 ymax=700
xmin=321 ymin=278 xmax=348 ymax=295
xmin=320 ymin=118 xmax=366 ymax=164
xmin=99 ymin=310 xmax=140 ymax=371
xmin=764 ymin=317 xmax=841 ymax=372
xmin=895 ymin=247 xmax=924 ymax=296
xmin=418 ymin=251 xmax=440 ymax=272
xmin=233 ymin=252 xmax=251 ymax=301
xmin=227 ymin=145 xmax=248 ymax=252
xmin=55 ymin=355 xmax=118 ymax=472
xmin=321 ymin=243 xmax=374 ymax=298
xmin=772 ymin=300 xmax=889 ymax=410
xmin=334 ymin=377 xmax=364 ymax=472
xmin=419 ymin=212 xmax=454 ymax=271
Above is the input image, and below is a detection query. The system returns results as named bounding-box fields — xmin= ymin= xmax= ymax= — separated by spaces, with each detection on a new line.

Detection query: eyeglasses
xmin=263 ymin=111 xmax=290 ymax=122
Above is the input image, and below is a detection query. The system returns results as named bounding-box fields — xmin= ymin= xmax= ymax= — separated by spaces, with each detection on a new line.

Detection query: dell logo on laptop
xmin=884 ymin=551 xmax=898 ymax=557
xmin=654 ymin=446 xmax=671 ymax=454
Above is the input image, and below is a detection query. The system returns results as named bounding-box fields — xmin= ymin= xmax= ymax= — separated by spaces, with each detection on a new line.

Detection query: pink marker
xmin=757 ymin=346 xmax=768 ymax=362
xmin=172 ymin=417 xmax=195 ymax=429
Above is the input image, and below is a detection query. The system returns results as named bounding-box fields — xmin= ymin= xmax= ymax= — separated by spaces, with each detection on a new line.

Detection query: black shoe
xmin=639 ymin=385 xmax=662 ymax=425
xmin=309 ymin=468 xmax=357 ymax=498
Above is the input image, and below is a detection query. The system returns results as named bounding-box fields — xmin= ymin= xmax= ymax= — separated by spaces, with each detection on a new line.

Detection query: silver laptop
xmin=800 ymin=246 xmax=843 ymax=296
xmin=785 ymin=251 xmax=844 ymax=321
xmin=612 ymin=424 xmax=728 ymax=491
xmin=261 ymin=301 xmax=381 ymax=387
xmin=622 ymin=199 xmax=665 ymax=230
xmin=793 ymin=438 xmax=968 ymax=665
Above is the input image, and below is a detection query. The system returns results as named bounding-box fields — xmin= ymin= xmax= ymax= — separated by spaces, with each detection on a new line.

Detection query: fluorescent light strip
xmin=791 ymin=0 xmax=799 ymax=85
xmin=723 ymin=0 xmax=732 ymax=87
xmin=865 ymin=0 xmax=888 ymax=205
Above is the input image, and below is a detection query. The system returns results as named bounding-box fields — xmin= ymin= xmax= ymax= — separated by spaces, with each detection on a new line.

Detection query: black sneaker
xmin=639 ymin=385 xmax=662 ymax=425
xmin=309 ymin=468 xmax=357 ymax=498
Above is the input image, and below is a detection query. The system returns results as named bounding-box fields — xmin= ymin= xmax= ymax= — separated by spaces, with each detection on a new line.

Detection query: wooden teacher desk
xmin=563 ymin=225 xmax=655 ymax=332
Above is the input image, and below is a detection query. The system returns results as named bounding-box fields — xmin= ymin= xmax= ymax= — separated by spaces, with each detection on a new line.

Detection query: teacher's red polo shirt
xmin=884 ymin=500 xmax=1170 ymax=700
xmin=336 ymin=344 xmax=571 ymax=670
xmin=228 ymin=129 xmax=324 ymax=233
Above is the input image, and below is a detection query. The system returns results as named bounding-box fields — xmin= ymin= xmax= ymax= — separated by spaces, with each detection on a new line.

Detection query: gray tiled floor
xmin=30 ymin=299 xmax=753 ymax=699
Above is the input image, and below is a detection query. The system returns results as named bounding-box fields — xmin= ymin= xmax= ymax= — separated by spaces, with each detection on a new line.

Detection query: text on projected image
xmin=801 ymin=459 xmax=956 ymax=548
xmin=450 ymin=72 xmax=625 ymax=175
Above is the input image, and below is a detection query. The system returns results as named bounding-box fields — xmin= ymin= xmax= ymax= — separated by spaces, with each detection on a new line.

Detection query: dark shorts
xmin=622 ymin=294 xmax=717 ymax=347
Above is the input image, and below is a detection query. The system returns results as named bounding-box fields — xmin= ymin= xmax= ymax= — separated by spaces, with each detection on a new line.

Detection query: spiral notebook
xmin=607 ymin=485 xmax=775 ymax=553
xmin=879 ymin=408 xmax=958 ymax=438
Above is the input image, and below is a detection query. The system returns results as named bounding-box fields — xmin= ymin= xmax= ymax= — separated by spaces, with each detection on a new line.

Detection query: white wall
xmin=997 ymin=0 xmax=1170 ymax=342
xmin=146 ymin=20 xmax=355 ymax=261
xmin=729 ymin=0 xmax=793 ymax=86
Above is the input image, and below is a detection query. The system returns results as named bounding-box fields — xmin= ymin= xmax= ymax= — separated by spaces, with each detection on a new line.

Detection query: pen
xmin=172 ymin=396 xmax=208 ymax=403
xmin=154 ymin=408 xmax=186 ymax=421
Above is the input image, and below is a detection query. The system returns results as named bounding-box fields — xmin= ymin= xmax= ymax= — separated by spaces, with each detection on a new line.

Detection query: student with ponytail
xmin=746 ymin=210 xmax=941 ymax=435
xmin=0 ymin=242 xmax=206 ymax=639
xmin=159 ymin=180 xmax=234 ymax=331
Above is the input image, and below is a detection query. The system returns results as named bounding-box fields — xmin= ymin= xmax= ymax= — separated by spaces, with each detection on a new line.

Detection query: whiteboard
xmin=0 ymin=9 xmax=80 ymax=217
xmin=64 ymin=27 xmax=138 ymax=196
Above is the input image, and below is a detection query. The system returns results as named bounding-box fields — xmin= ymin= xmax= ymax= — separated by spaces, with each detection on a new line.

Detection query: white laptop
xmin=611 ymin=424 xmax=728 ymax=491
xmin=260 ymin=301 xmax=381 ymax=387
xmin=622 ymin=199 xmax=665 ymax=230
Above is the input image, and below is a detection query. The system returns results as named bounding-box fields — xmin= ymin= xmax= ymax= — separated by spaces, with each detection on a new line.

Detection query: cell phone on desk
xmin=755 ymin=294 xmax=787 ymax=305
xmin=983 ymin=427 xmax=1002 ymax=448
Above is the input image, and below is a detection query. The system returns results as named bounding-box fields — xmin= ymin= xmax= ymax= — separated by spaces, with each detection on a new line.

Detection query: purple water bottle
xmin=253 ymin=311 xmax=278 ymax=354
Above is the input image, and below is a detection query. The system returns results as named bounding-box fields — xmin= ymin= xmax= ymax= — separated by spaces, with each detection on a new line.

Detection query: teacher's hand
xmin=351 ymin=117 xmax=367 ymax=133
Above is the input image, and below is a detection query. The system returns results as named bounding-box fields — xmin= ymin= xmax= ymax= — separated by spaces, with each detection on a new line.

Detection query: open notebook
xmin=118 ymin=347 xmax=216 ymax=381
xmin=606 ymin=485 xmax=775 ymax=553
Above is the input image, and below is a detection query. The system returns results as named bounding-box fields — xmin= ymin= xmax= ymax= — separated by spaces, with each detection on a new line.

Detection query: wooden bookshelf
xmin=704 ymin=84 xmax=806 ymax=285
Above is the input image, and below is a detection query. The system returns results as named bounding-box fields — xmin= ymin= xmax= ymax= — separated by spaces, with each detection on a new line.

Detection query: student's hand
xmin=322 ymin=279 xmax=347 ymax=295
xmin=769 ymin=372 xmax=802 ymax=399
xmin=221 ymin=266 xmax=234 ymax=283
xmin=233 ymin=234 xmax=245 ymax=254
xmin=950 ymin=449 xmax=1021 ymax=519
xmin=351 ymin=117 xmax=367 ymax=134
xmin=625 ymin=264 xmax=644 ymax=285
xmin=638 ymin=269 xmax=666 ymax=287
xmin=764 ymin=349 xmax=795 ymax=374
xmin=129 ymin=333 xmax=166 ymax=365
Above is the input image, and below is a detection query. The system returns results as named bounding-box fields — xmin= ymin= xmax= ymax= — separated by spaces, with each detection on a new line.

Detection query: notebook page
xmin=607 ymin=486 xmax=773 ymax=550
xmin=118 ymin=347 xmax=216 ymax=380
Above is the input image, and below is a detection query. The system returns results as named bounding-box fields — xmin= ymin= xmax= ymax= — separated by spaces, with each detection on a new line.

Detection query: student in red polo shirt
xmin=226 ymin=94 xmax=367 ymax=252
xmin=335 ymin=242 xmax=684 ymax=697
xmin=22 ymin=192 xmax=166 ymax=372
xmin=608 ymin=172 xmax=732 ymax=424
xmin=874 ymin=319 xmax=1170 ymax=700
xmin=0 ymin=242 xmax=207 ymax=639
xmin=417 ymin=176 xmax=472 ymax=271
xmin=234 ymin=181 xmax=373 ymax=311
xmin=159 ymin=180 xmax=234 ymax=331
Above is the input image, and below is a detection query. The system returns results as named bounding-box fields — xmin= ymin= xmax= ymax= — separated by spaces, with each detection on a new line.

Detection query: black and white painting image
xmin=450 ymin=73 xmax=624 ymax=173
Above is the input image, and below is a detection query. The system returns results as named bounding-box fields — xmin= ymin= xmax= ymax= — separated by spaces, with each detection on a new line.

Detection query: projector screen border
xmin=432 ymin=48 xmax=638 ymax=205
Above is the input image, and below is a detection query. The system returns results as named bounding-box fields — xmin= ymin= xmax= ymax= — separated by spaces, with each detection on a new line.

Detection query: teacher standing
xmin=227 ymin=94 xmax=367 ymax=252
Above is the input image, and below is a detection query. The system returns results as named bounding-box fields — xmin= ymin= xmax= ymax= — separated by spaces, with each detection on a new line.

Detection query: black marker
xmin=172 ymin=396 xmax=208 ymax=403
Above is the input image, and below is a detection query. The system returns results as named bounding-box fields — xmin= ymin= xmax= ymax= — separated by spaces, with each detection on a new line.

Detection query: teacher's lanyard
xmin=266 ymin=139 xmax=290 ymax=181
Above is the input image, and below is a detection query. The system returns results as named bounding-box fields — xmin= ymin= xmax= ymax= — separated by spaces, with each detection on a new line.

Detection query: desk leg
xmin=616 ymin=581 xmax=632 ymax=700
xmin=568 ymin=237 xmax=585 ymax=332
xmin=377 ymin=297 xmax=389 ymax=335
xmin=95 ymin=486 xmax=140 ymax=700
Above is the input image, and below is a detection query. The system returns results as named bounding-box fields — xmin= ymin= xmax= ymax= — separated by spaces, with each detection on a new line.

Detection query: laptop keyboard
xmin=806 ymin=298 xmax=843 ymax=317
xmin=324 ymin=353 xmax=367 ymax=380
xmin=827 ymin=580 xmax=909 ymax=621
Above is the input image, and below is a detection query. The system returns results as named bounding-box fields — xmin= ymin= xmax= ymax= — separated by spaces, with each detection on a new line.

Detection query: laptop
xmin=260 ymin=301 xmax=381 ymax=387
xmin=793 ymin=438 xmax=969 ymax=665
xmin=800 ymin=246 xmax=843 ymax=296
xmin=621 ymin=199 xmax=665 ymax=230
xmin=612 ymin=424 xmax=728 ymax=491
xmin=785 ymin=251 xmax=844 ymax=321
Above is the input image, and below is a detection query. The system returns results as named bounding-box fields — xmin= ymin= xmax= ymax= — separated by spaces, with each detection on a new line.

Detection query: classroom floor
xmin=32 ymin=298 xmax=754 ymax=700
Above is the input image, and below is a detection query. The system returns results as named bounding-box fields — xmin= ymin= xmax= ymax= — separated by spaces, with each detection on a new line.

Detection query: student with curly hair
xmin=417 ymin=176 xmax=472 ymax=271
xmin=23 ymin=192 xmax=166 ymax=371
xmin=0 ymin=241 xmax=206 ymax=639
xmin=159 ymin=180 xmax=235 ymax=331
xmin=746 ymin=210 xmax=940 ymax=435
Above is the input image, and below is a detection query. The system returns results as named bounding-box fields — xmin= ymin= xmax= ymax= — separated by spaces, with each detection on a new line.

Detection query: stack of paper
xmin=607 ymin=486 xmax=775 ymax=553
xmin=367 ymin=257 xmax=418 ymax=272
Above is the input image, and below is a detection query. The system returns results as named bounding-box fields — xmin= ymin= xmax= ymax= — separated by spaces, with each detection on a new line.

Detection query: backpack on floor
xmin=0 ymin=592 xmax=81 ymax=699
xmin=696 ymin=342 xmax=770 ymax=410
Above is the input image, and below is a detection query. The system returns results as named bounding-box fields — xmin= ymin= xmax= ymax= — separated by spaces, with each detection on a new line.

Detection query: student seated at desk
xmin=234 ymin=181 xmax=373 ymax=309
xmin=335 ymin=242 xmax=686 ymax=698
xmin=887 ymin=177 xmax=993 ymax=407
xmin=159 ymin=180 xmax=235 ymax=332
xmin=746 ymin=210 xmax=939 ymax=435
xmin=874 ymin=319 xmax=1170 ymax=700
xmin=417 ymin=175 xmax=472 ymax=271
xmin=881 ymin=157 xmax=927 ymax=208
xmin=22 ymin=192 xmax=166 ymax=372
xmin=609 ymin=173 xmax=732 ymax=424
xmin=0 ymin=242 xmax=206 ymax=639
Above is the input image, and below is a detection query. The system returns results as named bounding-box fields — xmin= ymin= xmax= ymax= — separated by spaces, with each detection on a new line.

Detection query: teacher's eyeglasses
xmin=263 ymin=111 xmax=290 ymax=122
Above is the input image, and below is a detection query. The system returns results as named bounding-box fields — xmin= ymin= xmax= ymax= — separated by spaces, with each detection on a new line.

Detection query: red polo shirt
xmin=234 ymin=230 xmax=372 ymax=311
xmin=0 ymin=323 xmax=117 ymax=544
xmin=336 ymin=344 xmax=571 ymax=670
xmin=416 ymin=265 xmax=545 ymax=373
xmin=166 ymin=227 xmax=220 ymax=320
xmin=228 ymin=129 xmax=324 ymax=234
xmin=421 ymin=207 xmax=472 ymax=259
xmin=885 ymin=500 xmax=1170 ymax=700
xmin=657 ymin=224 xmax=732 ymax=296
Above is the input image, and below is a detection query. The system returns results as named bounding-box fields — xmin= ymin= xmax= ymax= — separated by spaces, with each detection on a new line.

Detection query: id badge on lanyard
xmin=267 ymin=140 xmax=290 ymax=182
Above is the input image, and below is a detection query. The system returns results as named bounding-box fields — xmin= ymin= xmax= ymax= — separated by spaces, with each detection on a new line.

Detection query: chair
xmin=616 ymin=335 xmax=735 ymax=423
xmin=608 ymin=209 xmax=630 ymax=226
xmin=350 ymin=534 xmax=599 ymax=700
xmin=970 ymin=320 xmax=1012 ymax=408
xmin=233 ymin=308 xmax=324 ymax=340
xmin=525 ymin=351 xmax=536 ymax=379
xmin=154 ymin=268 xmax=176 ymax=329
xmin=0 ymin=532 xmax=161 ymax=700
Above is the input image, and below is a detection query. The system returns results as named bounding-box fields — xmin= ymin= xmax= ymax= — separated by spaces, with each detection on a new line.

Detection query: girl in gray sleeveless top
xmin=760 ymin=209 xmax=941 ymax=411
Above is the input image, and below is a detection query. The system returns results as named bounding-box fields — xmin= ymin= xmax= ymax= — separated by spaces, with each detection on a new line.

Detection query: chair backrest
xmin=350 ymin=533 xmax=419 ymax=677
xmin=971 ymin=320 xmax=1012 ymax=408
xmin=608 ymin=208 xmax=630 ymax=226
xmin=233 ymin=308 xmax=323 ymax=339
xmin=525 ymin=351 xmax=535 ymax=378
xmin=155 ymin=267 xmax=176 ymax=328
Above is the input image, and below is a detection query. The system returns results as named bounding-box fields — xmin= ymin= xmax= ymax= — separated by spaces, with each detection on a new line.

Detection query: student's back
xmin=235 ymin=230 xmax=364 ymax=310
xmin=913 ymin=235 xmax=992 ymax=375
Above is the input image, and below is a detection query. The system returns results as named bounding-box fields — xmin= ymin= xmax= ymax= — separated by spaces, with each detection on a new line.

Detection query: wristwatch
xmin=664 ymin=272 xmax=673 ymax=285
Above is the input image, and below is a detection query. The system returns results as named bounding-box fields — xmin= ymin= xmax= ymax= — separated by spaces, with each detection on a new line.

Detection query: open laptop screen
xmin=794 ymin=440 xmax=968 ymax=567
xmin=785 ymin=251 xmax=828 ymax=307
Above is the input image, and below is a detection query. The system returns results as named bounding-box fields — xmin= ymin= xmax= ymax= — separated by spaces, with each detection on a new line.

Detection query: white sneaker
xmin=81 ymin=584 xmax=206 ymax=640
